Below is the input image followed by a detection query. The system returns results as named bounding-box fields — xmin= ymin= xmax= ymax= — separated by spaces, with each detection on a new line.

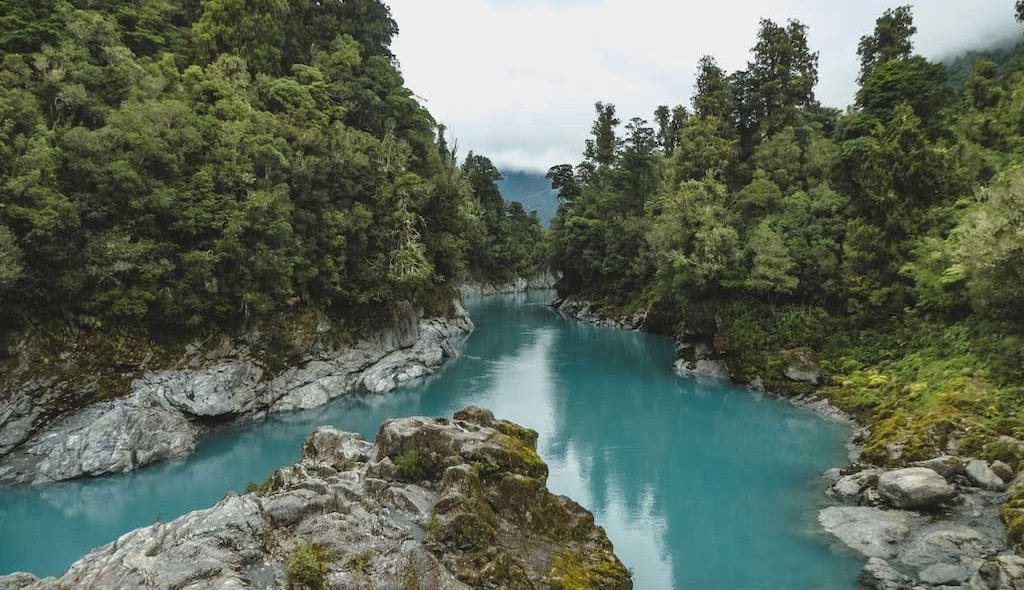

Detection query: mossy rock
xmin=393 ymin=449 xmax=445 ymax=483
xmin=547 ymin=550 xmax=632 ymax=590
xmin=428 ymin=511 xmax=496 ymax=551
xmin=477 ymin=431 xmax=548 ymax=480
xmin=1001 ymin=505 xmax=1024 ymax=553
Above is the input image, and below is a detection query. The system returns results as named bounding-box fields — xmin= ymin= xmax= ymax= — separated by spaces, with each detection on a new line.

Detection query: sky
xmin=386 ymin=0 xmax=1021 ymax=174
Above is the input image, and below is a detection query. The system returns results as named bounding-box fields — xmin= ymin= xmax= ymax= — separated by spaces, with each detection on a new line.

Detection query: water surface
xmin=0 ymin=292 xmax=862 ymax=589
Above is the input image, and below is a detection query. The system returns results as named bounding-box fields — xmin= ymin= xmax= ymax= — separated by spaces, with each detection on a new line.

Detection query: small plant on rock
xmin=287 ymin=543 xmax=329 ymax=590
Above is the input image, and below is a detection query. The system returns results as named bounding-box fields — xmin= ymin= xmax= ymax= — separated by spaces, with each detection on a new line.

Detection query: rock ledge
xmin=1 ymin=408 xmax=633 ymax=590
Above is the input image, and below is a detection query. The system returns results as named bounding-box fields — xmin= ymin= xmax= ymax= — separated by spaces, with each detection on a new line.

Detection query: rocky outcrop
xmin=2 ymin=408 xmax=632 ymax=590
xmin=780 ymin=348 xmax=822 ymax=385
xmin=0 ymin=304 xmax=473 ymax=485
xmin=551 ymin=296 xmax=645 ymax=330
xmin=460 ymin=271 xmax=557 ymax=297
xmin=822 ymin=459 xmax=1023 ymax=590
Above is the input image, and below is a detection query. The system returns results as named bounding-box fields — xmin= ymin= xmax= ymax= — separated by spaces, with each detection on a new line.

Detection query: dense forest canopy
xmin=547 ymin=6 xmax=1024 ymax=469
xmin=0 ymin=0 xmax=545 ymax=342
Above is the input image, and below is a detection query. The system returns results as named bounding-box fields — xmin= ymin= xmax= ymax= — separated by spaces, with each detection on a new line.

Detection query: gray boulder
xmin=780 ymin=348 xmax=821 ymax=385
xmin=965 ymin=460 xmax=1006 ymax=492
xmin=831 ymin=469 xmax=883 ymax=504
xmin=965 ymin=555 xmax=1024 ymax=590
xmin=673 ymin=358 xmax=730 ymax=381
xmin=859 ymin=558 xmax=915 ymax=590
xmin=900 ymin=524 xmax=998 ymax=569
xmin=911 ymin=456 xmax=965 ymax=481
xmin=990 ymin=460 xmax=1014 ymax=484
xmin=878 ymin=467 xmax=957 ymax=510
xmin=919 ymin=562 xmax=978 ymax=586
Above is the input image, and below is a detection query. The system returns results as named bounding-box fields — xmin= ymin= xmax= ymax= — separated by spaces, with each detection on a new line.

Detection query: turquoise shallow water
xmin=0 ymin=291 xmax=863 ymax=589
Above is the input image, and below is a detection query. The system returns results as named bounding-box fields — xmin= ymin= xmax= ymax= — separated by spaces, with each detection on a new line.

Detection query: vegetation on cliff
xmin=0 ymin=0 xmax=546 ymax=349
xmin=548 ymin=6 xmax=1024 ymax=469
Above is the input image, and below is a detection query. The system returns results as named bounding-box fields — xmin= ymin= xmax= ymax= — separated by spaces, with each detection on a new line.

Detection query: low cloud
xmin=389 ymin=0 xmax=1021 ymax=173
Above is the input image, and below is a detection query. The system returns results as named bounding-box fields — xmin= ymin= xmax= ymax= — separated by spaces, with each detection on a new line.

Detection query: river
xmin=0 ymin=291 xmax=863 ymax=589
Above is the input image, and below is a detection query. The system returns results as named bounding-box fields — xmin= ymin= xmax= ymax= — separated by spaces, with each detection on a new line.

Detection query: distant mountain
xmin=496 ymin=170 xmax=559 ymax=226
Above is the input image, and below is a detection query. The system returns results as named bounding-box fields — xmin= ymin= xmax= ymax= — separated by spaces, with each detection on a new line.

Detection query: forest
xmin=547 ymin=3 xmax=1024 ymax=492
xmin=0 ymin=0 xmax=545 ymax=343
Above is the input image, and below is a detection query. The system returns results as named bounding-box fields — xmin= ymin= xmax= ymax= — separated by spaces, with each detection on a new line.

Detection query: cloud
xmin=388 ymin=0 xmax=1021 ymax=173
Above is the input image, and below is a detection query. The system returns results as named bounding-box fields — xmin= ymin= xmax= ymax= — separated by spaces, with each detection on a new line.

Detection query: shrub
xmin=287 ymin=544 xmax=328 ymax=590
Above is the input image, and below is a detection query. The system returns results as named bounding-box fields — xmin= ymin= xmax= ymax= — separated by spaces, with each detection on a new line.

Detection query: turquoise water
xmin=0 ymin=292 xmax=863 ymax=589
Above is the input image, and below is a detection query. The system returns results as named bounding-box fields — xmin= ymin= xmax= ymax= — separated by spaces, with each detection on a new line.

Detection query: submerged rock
xmin=0 ymin=305 xmax=473 ymax=486
xmin=877 ymin=467 xmax=958 ymax=510
xmin=1 ymin=408 xmax=632 ymax=590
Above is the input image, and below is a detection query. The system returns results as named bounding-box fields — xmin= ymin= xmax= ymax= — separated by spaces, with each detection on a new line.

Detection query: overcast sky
xmin=387 ymin=0 xmax=1021 ymax=173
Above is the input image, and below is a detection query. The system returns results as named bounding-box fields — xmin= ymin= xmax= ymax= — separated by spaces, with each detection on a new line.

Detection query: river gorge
xmin=0 ymin=291 xmax=863 ymax=589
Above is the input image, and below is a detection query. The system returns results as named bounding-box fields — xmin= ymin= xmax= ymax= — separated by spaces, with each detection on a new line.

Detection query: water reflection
xmin=0 ymin=292 xmax=862 ymax=589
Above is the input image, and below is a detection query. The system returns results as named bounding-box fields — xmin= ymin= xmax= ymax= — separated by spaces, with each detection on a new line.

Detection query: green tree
xmin=585 ymin=102 xmax=620 ymax=168
xmin=692 ymin=56 xmax=735 ymax=124
xmin=857 ymin=5 xmax=916 ymax=84
xmin=745 ymin=19 xmax=819 ymax=137
xmin=745 ymin=220 xmax=798 ymax=295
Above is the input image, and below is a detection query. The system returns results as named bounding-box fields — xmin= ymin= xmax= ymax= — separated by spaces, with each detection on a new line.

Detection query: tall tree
xmin=857 ymin=5 xmax=916 ymax=84
xmin=745 ymin=19 xmax=819 ymax=137
xmin=584 ymin=102 xmax=620 ymax=168
xmin=692 ymin=55 xmax=735 ymax=123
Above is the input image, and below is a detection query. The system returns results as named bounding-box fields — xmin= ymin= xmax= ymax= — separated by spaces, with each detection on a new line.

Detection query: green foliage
xmin=857 ymin=5 xmax=916 ymax=85
xmin=549 ymin=4 xmax=1024 ymax=473
xmin=287 ymin=543 xmax=328 ymax=590
xmin=0 ymin=1 xmax=545 ymax=347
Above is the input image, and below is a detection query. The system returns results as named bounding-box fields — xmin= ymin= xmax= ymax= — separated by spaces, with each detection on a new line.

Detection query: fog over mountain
xmin=389 ymin=0 xmax=1021 ymax=172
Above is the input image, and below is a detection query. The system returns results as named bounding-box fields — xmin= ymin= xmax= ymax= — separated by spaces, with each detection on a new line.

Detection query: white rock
xmin=878 ymin=467 xmax=958 ymax=510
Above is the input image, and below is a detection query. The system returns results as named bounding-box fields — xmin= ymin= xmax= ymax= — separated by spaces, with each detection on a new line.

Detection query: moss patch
xmin=547 ymin=550 xmax=632 ymax=590
xmin=394 ymin=449 xmax=444 ymax=483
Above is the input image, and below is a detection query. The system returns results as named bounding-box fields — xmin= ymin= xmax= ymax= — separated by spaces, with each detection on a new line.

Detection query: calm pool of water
xmin=0 ymin=291 xmax=863 ymax=588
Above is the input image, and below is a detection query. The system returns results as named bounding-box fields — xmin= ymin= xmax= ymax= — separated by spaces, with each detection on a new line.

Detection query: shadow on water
xmin=0 ymin=291 xmax=863 ymax=589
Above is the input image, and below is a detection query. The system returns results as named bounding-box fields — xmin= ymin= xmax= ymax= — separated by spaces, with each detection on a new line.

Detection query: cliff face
xmin=459 ymin=271 xmax=558 ymax=298
xmin=0 ymin=408 xmax=633 ymax=590
xmin=0 ymin=303 xmax=473 ymax=485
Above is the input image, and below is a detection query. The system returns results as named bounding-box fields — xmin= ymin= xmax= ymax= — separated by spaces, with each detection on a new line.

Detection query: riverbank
xmin=0 ymin=302 xmax=473 ymax=486
xmin=0 ymin=407 xmax=633 ymax=590
xmin=552 ymin=295 xmax=1024 ymax=589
